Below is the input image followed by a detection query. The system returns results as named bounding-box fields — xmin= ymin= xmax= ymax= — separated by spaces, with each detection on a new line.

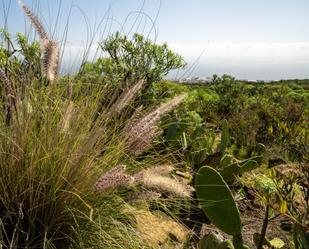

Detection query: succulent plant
xmin=195 ymin=166 xmax=242 ymax=236
xmin=199 ymin=232 xmax=235 ymax=249
xmin=195 ymin=166 xmax=251 ymax=249
xmin=220 ymin=156 xmax=262 ymax=183
xmin=219 ymin=119 xmax=230 ymax=154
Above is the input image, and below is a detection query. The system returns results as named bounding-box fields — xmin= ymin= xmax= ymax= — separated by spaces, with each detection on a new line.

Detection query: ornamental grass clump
xmin=0 ymin=73 xmax=116 ymax=247
xmin=0 ymin=3 xmax=190 ymax=248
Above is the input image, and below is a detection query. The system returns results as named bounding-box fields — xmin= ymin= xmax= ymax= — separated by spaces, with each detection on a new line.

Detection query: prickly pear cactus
xmin=219 ymin=119 xmax=230 ymax=153
xmin=220 ymin=240 xmax=236 ymax=249
xmin=220 ymin=154 xmax=234 ymax=168
xmin=199 ymin=233 xmax=235 ymax=249
xmin=199 ymin=233 xmax=223 ymax=249
xmin=293 ymin=224 xmax=309 ymax=249
xmin=239 ymin=158 xmax=260 ymax=173
xmin=195 ymin=166 xmax=241 ymax=236
xmin=220 ymin=162 xmax=241 ymax=182
xmin=220 ymin=157 xmax=261 ymax=183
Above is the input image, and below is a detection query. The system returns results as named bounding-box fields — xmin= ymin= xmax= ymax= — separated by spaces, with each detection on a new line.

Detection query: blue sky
xmin=1 ymin=0 xmax=309 ymax=79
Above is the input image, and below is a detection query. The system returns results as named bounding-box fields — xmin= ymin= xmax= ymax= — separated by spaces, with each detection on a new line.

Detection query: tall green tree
xmin=100 ymin=32 xmax=186 ymax=85
xmin=81 ymin=32 xmax=185 ymax=91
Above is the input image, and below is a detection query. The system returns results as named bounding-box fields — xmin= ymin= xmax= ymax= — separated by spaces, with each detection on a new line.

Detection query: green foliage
xmin=152 ymin=75 xmax=308 ymax=164
xmin=78 ymin=33 xmax=186 ymax=110
xmin=195 ymin=166 xmax=242 ymax=236
xmin=0 ymin=30 xmax=43 ymax=85
xmin=220 ymin=154 xmax=234 ymax=168
xmin=16 ymin=33 xmax=41 ymax=70
xmin=211 ymin=74 xmax=244 ymax=116
xmin=193 ymin=119 xmax=264 ymax=182
xmin=1 ymin=10 xmax=308 ymax=247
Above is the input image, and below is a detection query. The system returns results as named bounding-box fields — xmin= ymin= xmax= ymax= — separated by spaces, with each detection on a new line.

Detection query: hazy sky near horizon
xmin=1 ymin=0 xmax=309 ymax=79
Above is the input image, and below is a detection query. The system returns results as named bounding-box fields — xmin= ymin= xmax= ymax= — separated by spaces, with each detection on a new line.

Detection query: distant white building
xmin=176 ymin=76 xmax=213 ymax=84
xmin=247 ymin=79 xmax=258 ymax=83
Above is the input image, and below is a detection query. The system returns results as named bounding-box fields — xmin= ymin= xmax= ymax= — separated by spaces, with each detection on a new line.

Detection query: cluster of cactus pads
xmin=220 ymin=154 xmax=262 ymax=183
xmin=194 ymin=121 xmax=265 ymax=249
xmin=203 ymin=120 xmax=263 ymax=183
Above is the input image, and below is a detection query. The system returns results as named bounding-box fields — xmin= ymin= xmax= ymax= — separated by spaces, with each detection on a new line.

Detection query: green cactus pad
xmin=195 ymin=166 xmax=242 ymax=236
xmin=221 ymin=158 xmax=261 ymax=183
xmin=198 ymin=233 xmax=236 ymax=249
xmin=220 ymin=162 xmax=241 ymax=182
xmin=239 ymin=159 xmax=259 ymax=174
xmin=220 ymin=154 xmax=234 ymax=168
xmin=198 ymin=233 xmax=223 ymax=249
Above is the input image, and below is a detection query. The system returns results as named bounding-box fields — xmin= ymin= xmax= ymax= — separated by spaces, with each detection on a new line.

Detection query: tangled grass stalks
xmin=129 ymin=207 xmax=189 ymax=248
xmin=0 ymin=82 xmax=105 ymax=247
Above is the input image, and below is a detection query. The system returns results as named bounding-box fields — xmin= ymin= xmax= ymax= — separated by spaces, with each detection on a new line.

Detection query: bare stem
xmin=257 ymin=204 xmax=270 ymax=249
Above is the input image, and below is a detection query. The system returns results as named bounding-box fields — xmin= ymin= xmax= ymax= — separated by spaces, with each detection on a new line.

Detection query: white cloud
xmin=61 ymin=41 xmax=309 ymax=67
xmin=169 ymin=42 xmax=309 ymax=65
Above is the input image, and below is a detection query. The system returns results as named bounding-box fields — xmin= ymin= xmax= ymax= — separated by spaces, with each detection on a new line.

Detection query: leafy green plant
xmin=271 ymin=163 xmax=309 ymax=249
xmin=251 ymin=174 xmax=278 ymax=249
xmin=219 ymin=119 xmax=230 ymax=153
